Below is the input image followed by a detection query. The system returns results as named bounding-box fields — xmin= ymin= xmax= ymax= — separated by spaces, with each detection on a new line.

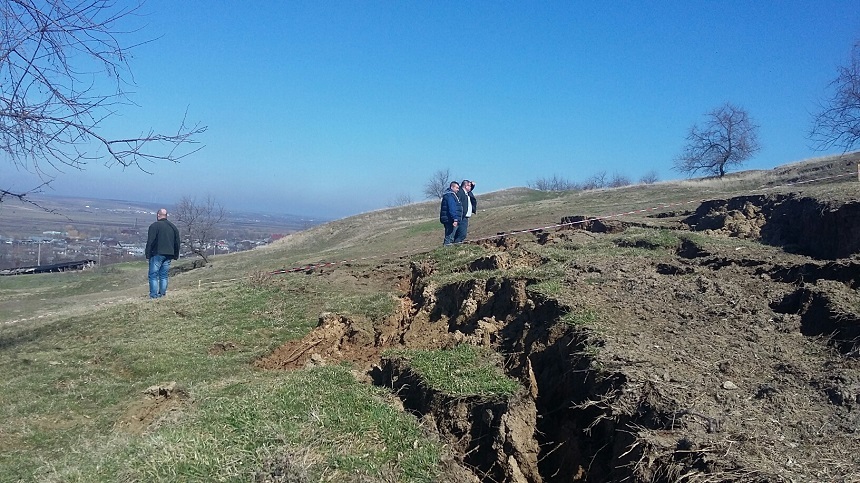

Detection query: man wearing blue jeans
xmin=454 ymin=179 xmax=477 ymax=243
xmin=145 ymin=208 xmax=180 ymax=298
xmin=439 ymin=181 xmax=462 ymax=245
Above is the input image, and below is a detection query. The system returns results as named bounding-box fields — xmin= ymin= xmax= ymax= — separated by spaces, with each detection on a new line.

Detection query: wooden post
xmin=857 ymin=163 xmax=859 ymax=182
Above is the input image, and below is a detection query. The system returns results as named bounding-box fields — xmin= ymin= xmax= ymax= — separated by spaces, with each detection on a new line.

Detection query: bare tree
xmin=639 ymin=170 xmax=659 ymax=184
xmin=582 ymin=171 xmax=608 ymax=190
xmin=173 ymin=195 xmax=224 ymax=263
xmin=423 ymin=168 xmax=451 ymax=199
xmin=528 ymin=174 xmax=579 ymax=191
xmin=388 ymin=193 xmax=413 ymax=207
xmin=810 ymin=41 xmax=860 ymax=152
xmin=608 ymin=172 xmax=631 ymax=188
xmin=1 ymin=0 xmax=206 ymax=205
xmin=674 ymin=103 xmax=760 ymax=178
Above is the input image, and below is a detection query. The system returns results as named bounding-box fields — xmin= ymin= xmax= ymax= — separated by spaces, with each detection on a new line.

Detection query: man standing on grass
xmin=454 ymin=179 xmax=477 ymax=243
xmin=145 ymin=208 xmax=180 ymax=299
xmin=439 ymin=181 xmax=462 ymax=245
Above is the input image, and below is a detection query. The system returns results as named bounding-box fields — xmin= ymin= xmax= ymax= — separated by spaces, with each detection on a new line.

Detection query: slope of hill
xmin=1 ymin=153 xmax=859 ymax=482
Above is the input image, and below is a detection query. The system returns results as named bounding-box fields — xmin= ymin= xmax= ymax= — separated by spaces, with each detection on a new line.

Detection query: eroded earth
xmin=255 ymin=193 xmax=860 ymax=482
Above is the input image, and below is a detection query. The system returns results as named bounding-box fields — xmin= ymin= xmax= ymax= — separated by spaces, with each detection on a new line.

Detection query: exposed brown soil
xmin=116 ymin=382 xmax=190 ymax=434
xmin=256 ymin=192 xmax=860 ymax=482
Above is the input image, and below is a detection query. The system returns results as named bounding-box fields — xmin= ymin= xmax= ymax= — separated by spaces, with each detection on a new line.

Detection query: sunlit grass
xmin=422 ymin=243 xmax=487 ymax=270
xmin=613 ymin=228 xmax=682 ymax=251
xmin=529 ymin=279 xmax=562 ymax=296
xmin=0 ymin=280 xmax=442 ymax=482
xmin=561 ymin=308 xmax=600 ymax=327
xmin=389 ymin=345 xmax=520 ymax=398
xmin=406 ymin=220 xmax=440 ymax=236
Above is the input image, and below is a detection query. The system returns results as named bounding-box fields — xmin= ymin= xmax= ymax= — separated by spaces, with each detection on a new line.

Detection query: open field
xmin=1 ymin=153 xmax=859 ymax=482
xmin=0 ymin=194 xmax=325 ymax=270
xmin=0 ymin=194 xmax=318 ymax=240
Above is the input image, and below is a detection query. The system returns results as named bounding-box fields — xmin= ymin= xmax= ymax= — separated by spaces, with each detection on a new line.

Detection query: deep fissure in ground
xmin=255 ymin=193 xmax=860 ymax=482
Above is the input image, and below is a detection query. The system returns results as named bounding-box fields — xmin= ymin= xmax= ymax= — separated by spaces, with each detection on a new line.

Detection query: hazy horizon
xmin=4 ymin=1 xmax=858 ymax=219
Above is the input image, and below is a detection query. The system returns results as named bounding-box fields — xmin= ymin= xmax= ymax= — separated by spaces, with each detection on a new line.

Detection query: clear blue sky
xmin=7 ymin=1 xmax=860 ymax=219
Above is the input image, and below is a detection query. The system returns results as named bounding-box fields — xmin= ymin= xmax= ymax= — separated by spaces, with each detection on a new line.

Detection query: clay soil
xmin=256 ymin=191 xmax=860 ymax=482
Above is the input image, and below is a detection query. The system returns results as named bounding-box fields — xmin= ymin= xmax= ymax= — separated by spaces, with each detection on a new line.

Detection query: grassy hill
xmin=2 ymin=153 xmax=859 ymax=482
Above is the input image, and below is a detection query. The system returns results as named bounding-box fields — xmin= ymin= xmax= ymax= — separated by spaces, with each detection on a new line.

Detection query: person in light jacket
xmin=454 ymin=180 xmax=477 ymax=243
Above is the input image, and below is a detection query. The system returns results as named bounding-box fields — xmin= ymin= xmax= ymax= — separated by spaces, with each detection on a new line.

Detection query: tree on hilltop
xmin=0 ymin=0 xmax=206 ymax=207
xmin=423 ymin=168 xmax=452 ymax=199
xmin=528 ymin=174 xmax=579 ymax=191
xmin=582 ymin=171 xmax=608 ymax=190
xmin=388 ymin=193 xmax=413 ymax=207
xmin=810 ymin=41 xmax=860 ymax=152
xmin=639 ymin=170 xmax=659 ymax=184
xmin=674 ymin=103 xmax=760 ymax=178
xmin=608 ymin=172 xmax=631 ymax=188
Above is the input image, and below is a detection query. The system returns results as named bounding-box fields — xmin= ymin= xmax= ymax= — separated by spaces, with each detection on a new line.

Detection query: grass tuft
xmin=390 ymin=345 xmax=520 ymax=398
xmin=561 ymin=308 xmax=600 ymax=327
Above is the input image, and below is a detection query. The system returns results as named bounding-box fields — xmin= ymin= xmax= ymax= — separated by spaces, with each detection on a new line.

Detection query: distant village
xmin=0 ymin=229 xmax=287 ymax=274
xmin=0 ymin=198 xmax=320 ymax=274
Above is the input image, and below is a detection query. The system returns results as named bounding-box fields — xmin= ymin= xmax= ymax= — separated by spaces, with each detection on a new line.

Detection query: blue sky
xmin=6 ymin=1 xmax=860 ymax=219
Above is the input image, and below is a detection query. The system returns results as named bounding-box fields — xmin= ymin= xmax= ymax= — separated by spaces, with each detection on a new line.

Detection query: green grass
xmin=423 ymin=243 xmax=487 ymax=270
xmin=389 ymin=345 xmax=520 ymax=398
xmin=561 ymin=308 xmax=600 ymax=327
xmin=323 ymin=291 xmax=398 ymax=321
xmin=529 ymin=279 xmax=562 ymax=296
xmin=613 ymin=228 xmax=682 ymax=250
xmin=410 ymin=244 xmax=494 ymax=286
xmin=406 ymin=220 xmax=440 ymax=236
xmin=79 ymin=368 xmax=439 ymax=482
xmin=0 ymin=261 xmax=144 ymax=321
xmin=19 ymin=368 xmax=441 ymax=482
xmin=0 ymin=280 xmax=442 ymax=482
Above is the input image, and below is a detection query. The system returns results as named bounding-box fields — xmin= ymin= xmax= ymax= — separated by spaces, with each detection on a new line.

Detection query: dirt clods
xmin=684 ymin=194 xmax=860 ymax=259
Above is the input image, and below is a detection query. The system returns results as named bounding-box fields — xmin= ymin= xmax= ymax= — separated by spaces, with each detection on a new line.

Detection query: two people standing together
xmin=439 ymin=179 xmax=477 ymax=246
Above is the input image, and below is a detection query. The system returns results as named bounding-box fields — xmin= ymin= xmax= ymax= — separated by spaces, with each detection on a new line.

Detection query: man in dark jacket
xmin=145 ymin=208 xmax=180 ymax=298
xmin=439 ymin=181 xmax=462 ymax=245
xmin=454 ymin=179 xmax=477 ymax=243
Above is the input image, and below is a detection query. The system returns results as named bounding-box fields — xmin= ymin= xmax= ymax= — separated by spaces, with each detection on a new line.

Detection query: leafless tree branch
xmin=1 ymin=0 xmax=207 ymax=207
xmin=674 ymin=103 xmax=761 ymax=178
xmin=173 ymin=195 xmax=224 ymax=263
xmin=810 ymin=41 xmax=860 ymax=153
xmin=0 ymin=180 xmax=71 ymax=219
xmin=423 ymin=168 xmax=451 ymax=199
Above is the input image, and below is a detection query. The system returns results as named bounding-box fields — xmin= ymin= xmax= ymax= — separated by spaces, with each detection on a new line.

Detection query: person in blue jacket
xmin=439 ymin=181 xmax=462 ymax=245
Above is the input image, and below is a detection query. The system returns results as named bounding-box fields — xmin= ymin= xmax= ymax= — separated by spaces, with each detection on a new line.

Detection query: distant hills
xmin=0 ymin=194 xmax=324 ymax=239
